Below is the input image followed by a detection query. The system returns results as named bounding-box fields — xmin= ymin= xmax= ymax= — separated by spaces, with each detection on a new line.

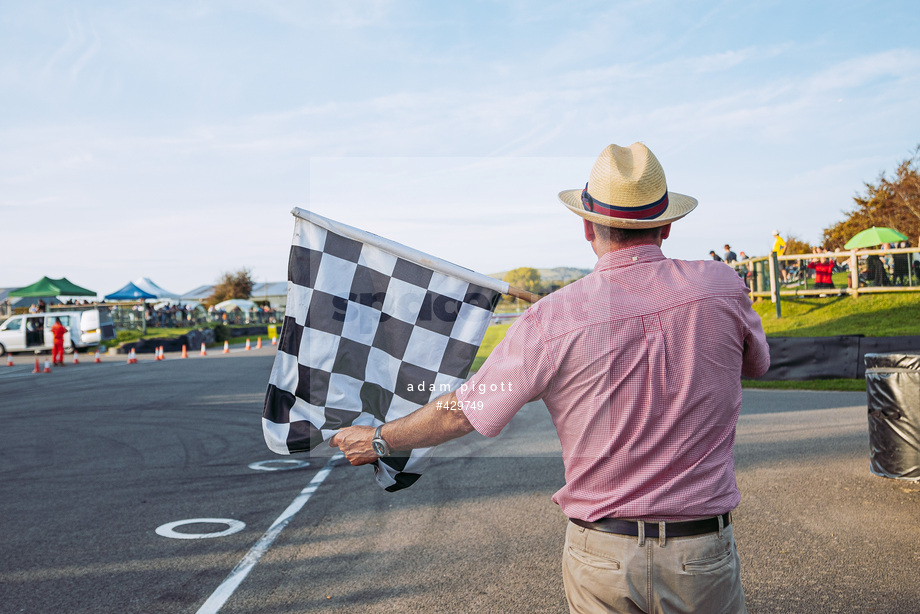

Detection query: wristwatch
xmin=372 ymin=425 xmax=391 ymax=457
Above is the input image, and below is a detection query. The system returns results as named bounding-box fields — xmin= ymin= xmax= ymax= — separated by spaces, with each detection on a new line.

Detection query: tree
xmin=822 ymin=146 xmax=920 ymax=249
xmin=783 ymin=234 xmax=813 ymax=256
xmin=208 ymin=268 xmax=255 ymax=305
xmin=502 ymin=267 xmax=542 ymax=294
xmin=501 ymin=267 xmax=542 ymax=309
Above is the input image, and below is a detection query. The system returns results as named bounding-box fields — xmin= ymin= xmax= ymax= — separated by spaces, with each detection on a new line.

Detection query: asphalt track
xmin=1 ymin=347 xmax=919 ymax=613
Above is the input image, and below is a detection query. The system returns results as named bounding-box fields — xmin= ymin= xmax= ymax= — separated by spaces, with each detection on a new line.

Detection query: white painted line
xmin=195 ymin=452 xmax=343 ymax=614
xmin=247 ymin=459 xmax=311 ymax=471
xmin=156 ymin=518 xmax=246 ymax=540
xmin=0 ymin=370 xmax=41 ymax=379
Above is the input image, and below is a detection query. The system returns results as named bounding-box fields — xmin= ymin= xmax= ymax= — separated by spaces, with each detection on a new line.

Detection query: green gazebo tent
xmin=9 ymin=276 xmax=95 ymax=298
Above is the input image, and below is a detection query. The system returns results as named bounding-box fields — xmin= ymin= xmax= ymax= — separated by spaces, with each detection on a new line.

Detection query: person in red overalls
xmin=51 ymin=317 xmax=68 ymax=365
xmin=808 ymin=247 xmax=836 ymax=289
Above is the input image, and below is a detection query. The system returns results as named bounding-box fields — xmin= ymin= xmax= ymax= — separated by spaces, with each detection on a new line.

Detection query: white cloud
xmin=68 ymin=23 xmax=101 ymax=81
xmin=806 ymin=48 xmax=920 ymax=93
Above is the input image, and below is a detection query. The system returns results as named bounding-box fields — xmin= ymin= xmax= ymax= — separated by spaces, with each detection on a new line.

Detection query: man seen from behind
xmin=333 ymin=142 xmax=771 ymax=614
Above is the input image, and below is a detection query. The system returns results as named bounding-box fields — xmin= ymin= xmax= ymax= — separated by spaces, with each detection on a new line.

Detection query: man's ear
xmin=583 ymin=219 xmax=596 ymax=242
xmin=659 ymin=223 xmax=672 ymax=241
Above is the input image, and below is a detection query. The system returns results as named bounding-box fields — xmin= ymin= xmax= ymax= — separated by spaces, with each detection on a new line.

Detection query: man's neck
xmin=593 ymin=238 xmax=662 ymax=259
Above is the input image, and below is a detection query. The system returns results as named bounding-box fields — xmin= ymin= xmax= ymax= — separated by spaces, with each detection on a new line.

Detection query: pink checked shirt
xmin=458 ymin=244 xmax=770 ymax=522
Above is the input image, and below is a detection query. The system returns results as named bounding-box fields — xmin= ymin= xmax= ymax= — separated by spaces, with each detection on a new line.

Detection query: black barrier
xmin=117 ymin=328 xmax=216 ymax=354
xmin=229 ymin=325 xmax=269 ymax=338
xmin=866 ymin=352 xmax=920 ymax=480
xmin=754 ymin=335 xmax=920 ymax=380
xmin=761 ymin=336 xmax=861 ymax=380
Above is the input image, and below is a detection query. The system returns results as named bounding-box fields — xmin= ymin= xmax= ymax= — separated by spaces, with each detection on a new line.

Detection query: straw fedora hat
xmin=559 ymin=143 xmax=697 ymax=229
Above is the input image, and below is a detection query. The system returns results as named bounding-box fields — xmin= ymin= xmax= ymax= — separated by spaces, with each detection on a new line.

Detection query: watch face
xmin=372 ymin=440 xmax=386 ymax=455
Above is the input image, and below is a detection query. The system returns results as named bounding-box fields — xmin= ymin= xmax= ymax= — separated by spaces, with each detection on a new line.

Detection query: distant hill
xmin=490 ymin=267 xmax=591 ymax=283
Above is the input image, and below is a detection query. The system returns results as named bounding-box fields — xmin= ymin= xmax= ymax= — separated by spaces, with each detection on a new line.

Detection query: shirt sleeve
xmin=456 ymin=310 xmax=556 ymax=437
xmin=740 ymin=300 xmax=771 ymax=378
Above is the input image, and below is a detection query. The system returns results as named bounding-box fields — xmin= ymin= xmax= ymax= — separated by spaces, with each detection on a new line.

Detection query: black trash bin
xmin=865 ymin=352 xmax=920 ymax=480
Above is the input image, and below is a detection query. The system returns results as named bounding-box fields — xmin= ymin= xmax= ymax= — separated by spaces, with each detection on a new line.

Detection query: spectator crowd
xmin=707 ymin=232 xmax=920 ymax=293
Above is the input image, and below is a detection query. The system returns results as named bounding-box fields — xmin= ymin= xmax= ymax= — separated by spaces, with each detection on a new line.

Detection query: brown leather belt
xmin=570 ymin=512 xmax=731 ymax=538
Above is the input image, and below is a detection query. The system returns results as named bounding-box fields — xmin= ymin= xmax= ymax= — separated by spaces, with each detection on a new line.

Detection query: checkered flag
xmin=263 ymin=208 xmax=507 ymax=491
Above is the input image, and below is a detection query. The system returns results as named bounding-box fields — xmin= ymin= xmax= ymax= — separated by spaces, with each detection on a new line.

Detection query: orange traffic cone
xmin=43 ymin=359 xmax=52 ymax=373
xmin=6 ymin=354 xmax=13 ymax=367
xmin=181 ymin=344 xmax=188 ymax=359
xmin=256 ymin=337 xmax=262 ymax=349
xmin=271 ymin=336 xmax=277 ymax=346
xmin=157 ymin=346 xmax=164 ymax=361
xmin=245 ymin=338 xmax=251 ymax=351
xmin=200 ymin=342 xmax=207 ymax=356
xmin=33 ymin=358 xmax=40 ymax=373
xmin=73 ymin=350 xmax=80 ymax=365
xmin=94 ymin=350 xmax=101 ymax=363
xmin=127 ymin=348 xmax=138 ymax=364
xmin=223 ymin=341 xmax=230 ymax=354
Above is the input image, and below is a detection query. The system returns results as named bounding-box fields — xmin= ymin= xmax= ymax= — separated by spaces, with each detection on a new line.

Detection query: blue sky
xmin=2 ymin=0 xmax=919 ymax=297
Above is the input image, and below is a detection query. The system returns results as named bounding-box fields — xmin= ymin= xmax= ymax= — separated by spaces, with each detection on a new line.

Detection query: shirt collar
xmin=593 ymin=244 xmax=666 ymax=272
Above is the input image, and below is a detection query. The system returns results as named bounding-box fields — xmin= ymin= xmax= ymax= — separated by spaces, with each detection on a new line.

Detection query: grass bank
xmin=753 ymin=293 xmax=920 ymax=337
xmin=741 ymin=378 xmax=866 ymax=391
xmin=471 ymin=323 xmax=511 ymax=372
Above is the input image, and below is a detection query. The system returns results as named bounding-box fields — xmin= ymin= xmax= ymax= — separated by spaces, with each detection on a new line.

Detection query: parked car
xmin=0 ymin=308 xmax=116 ymax=356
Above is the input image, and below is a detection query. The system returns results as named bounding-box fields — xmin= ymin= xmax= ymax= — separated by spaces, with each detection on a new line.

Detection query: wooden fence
xmin=738 ymin=246 xmax=920 ymax=302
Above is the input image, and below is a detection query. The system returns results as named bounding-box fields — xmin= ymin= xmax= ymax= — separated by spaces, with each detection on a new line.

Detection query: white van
xmin=0 ymin=309 xmax=116 ymax=356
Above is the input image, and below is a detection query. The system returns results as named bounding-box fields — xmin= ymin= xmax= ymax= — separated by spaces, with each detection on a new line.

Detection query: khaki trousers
xmin=563 ymin=520 xmax=747 ymax=614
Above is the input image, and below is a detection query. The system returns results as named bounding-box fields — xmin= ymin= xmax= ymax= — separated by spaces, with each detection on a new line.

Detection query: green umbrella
xmin=843 ymin=226 xmax=908 ymax=250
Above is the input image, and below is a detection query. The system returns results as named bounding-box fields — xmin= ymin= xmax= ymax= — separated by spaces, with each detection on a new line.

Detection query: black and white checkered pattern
xmin=263 ymin=209 xmax=504 ymax=491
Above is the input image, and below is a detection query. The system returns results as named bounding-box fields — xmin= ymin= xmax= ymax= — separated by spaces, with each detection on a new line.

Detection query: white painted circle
xmin=248 ymin=459 xmax=311 ymax=471
xmin=155 ymin=518 xmax=246 ymax=540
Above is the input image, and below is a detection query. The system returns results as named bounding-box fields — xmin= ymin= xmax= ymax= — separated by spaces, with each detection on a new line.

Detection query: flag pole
xmin=506 ymin=286 xmax=541 ymax=303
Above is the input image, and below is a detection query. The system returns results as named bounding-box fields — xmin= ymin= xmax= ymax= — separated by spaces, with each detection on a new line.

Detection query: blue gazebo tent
xmin=104 ymin=282 xmax=157 ymax=301
xmin=133 ymin=277 xmax=180 ymax=299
